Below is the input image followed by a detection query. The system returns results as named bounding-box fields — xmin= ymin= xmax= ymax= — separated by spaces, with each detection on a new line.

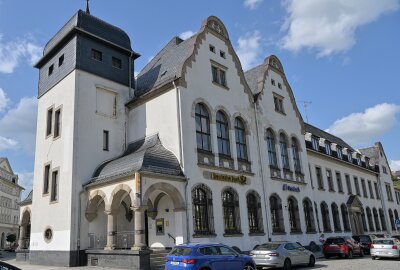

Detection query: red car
xmin=323 ymin=236 xmax=364 ymax=259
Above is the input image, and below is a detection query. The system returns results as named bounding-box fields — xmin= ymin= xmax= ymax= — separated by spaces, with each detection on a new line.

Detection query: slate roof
xmin=19 ymin=190 xmax=33 ymax=206
xmin=85 ymin=134 xmax=185 ymax=188
xmin=359 ymin=147 xmax=377 ymax=164
xmin=244 ymin=65 xmax=264 ymax=94
xmin=305 ymin=123 xmax=355 ymax=151
xmin=132 ymin=35 xmax=197 ymax=100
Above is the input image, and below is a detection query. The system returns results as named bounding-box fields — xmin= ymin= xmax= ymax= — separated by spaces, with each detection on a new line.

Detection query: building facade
xmin=18 ymin=9 xmax=400 ymax=268
xmin=0 ymin=158 xmax=23 ymax=250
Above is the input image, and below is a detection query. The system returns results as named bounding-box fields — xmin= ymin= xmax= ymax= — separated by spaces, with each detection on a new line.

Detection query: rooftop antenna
xmin=298 ymin=100 xmax=312 ymax=123
xmin=86 ymin=0 xmax=90 ymax=14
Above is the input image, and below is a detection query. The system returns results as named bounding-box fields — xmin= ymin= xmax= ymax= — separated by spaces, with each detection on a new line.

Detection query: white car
xmin=370 ymin=238 xmax=400 ymax=260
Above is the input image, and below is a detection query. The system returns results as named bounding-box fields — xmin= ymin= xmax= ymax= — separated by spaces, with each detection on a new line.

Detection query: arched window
xmin=216 ymin=111 xmax=231 ymax=156
xmin=292 ymin=138 xmax=301 ymax=172
xmin=314 ymin=201 xmax=321 ymax=232
xmin=361 ymin=209 xmax=368 ymax=232
xmin=270 ymin=195 xmax=284 ymax=233
xmin=280 ymin=133 xmax=290 ymax=169
xmin=379 ymin=209 xmax=386 ymax=231
xmin=320 ymin=202 xmax=331 ymax=232
xmin=235 ymin=118 xmax=248 ymax=160
xmin=247 ymin=192 xmax=263 ymax=233
xmin=366 ymin=207 xmax=374 ymax=231
xmin=341 ymin=204 xmax=350 ymax=231
xmin=222 ymin=188 xmax=241 ymax=234
xmin=192 ymin=184 xmax=214 ymax=235
xmin=332 ymin=203 xmax=341 ymax=232
xmin=373 ymin=208 xmax=381 ymax=231
xmin=288 ymin=197 xmax=301 ymax=232
xmin=266 ymin=129 xmax=278 ymax=167
xmin=195 ymin=104 xmax=211 ymax=151
xmin=303 ymin=198 xmax=315 ymax=232
xmin=388 ymin=209 xmax=395 ymax=230
xmin=395 ymin=209 xmax=399 ymax=220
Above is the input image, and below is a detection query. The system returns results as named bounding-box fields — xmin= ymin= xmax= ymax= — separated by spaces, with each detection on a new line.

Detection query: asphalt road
xmin=299 ymin=256 xmax=400 ymax=270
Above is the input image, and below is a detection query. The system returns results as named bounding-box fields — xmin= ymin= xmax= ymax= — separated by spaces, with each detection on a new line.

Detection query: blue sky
xmin=0 ymin=0 xmax=399 ymax=196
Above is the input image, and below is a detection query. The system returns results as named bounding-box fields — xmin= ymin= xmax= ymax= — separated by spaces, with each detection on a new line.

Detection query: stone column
xmin=18 ymin=225 xmax=26 ymax=249
xmin=132 ymin=206 xmax=147 ymax=250
xmin=104 ymin=210 xmax=116 ymax=250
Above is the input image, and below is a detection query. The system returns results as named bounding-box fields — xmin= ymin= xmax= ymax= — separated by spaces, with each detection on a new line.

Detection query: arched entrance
xmin=19 ymin=209 xmax=31 ymax=249
xmin=143 ymin=182 xmax=185 ymax=248
xmin=346 ymin=195 xmax=364 ymax=235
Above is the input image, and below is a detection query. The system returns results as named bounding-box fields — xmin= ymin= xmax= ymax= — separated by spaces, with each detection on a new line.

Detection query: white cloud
xmin=0 ymin=96 xmax=38 ymax=154
xmin=236 ymin=31 xmax=262 ymax=71
xmin=281 ymin=0 xmax=399 ymax=57
xmin=179 ymin=31 xmax=195 ymax=40
xmin=0 ymin=88 xmax=9 ymax=112
xmin=0 ymin=34 xmax=42 ymax=73
xmin=0 ymin=136 xmax=18 ymax=151
xmin=326 ymin=103 xmax=400 ymax=146
xmin=390 ymin=160 xmax=400 ymax=171
xmin=16 ymin=172 xmax=34 ymax=199
xmin=244 ymin=0 xmax=263 ymax=10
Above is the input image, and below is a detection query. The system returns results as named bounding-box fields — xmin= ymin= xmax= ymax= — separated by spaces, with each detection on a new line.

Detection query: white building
xmin=17 ymin=9 xmax=400 ymax=269
xmin=0 ymin=157 xmax=23 ymax=250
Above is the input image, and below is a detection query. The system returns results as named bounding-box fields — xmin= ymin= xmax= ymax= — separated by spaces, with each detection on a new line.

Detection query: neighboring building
xmin=17 ymin=8 xmax=400 ymax=269
xmin=0 ymin=157 xmax=23 ymax=249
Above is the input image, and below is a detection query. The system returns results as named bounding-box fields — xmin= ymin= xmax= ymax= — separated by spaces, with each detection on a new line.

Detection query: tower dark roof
xmin=35 ymin=9 xmax=138 ymax=68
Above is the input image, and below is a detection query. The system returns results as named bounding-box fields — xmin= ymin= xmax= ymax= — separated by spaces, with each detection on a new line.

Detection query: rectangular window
xmin=365 ymin=157 xmax=370 ymax=168
xmin=50 ymin=170 xmax=59 ymax=202
xmin=382 ymin=166 xmax=387 ymax=174
xmin=209 ymin=45 xmax=215 ymax=53
xmin=211 ymin=65 xmax=227 ymax=87
xmin=347 ymin=151 xmax=353 ymax=162
xmin=58 ymin=54 xmax=64 ymax=67
xmin=361 ymin=179 xmax=367 ymax=198
xmin=271 ymin=79 xmax=275 ymax=85
xmin=91 ymin=49 xmax=103 ymax=61
xmin=112 ymin=57 xmax=122 ymax=69
xmin=278 ymin=83 xmax=282 ymax=89
xmin=336 ymin=172 xmax=343 ymax=193
xmin=374 ymin=182 xmax=380 ymax=199
xmin=368 ymin=180 xmax=374 ymax=198
xmin=337 ymin=146 xmax=343 ymax=159
xmin=46 ymin=108 xmax=53 ymax=137
xmin=385 ymin=183 xmax=393 ymax=201
xmin=325 ymin=142 xmax=332 ymax=155
xmin=48 ymin=64 xmax=54 ymax=76
xmin=327 ymin=169 xmax=334 ymax=191
xmin=345 ymin=174 xmax=352 ymax=194
xmin=54 ymin=109 xmax=61 ymax=138
xmin=103 ymin=130 xmax=109 ymax=151
xmin=273 ymin=95 xmax=285 ymax=114
xmin=316 ymin=167 xmax=324 ymax=190
xmin=43 ymin=164 xmax=50 ymax=194
xmin=354 ymin=177 xmax=361 ymax=196
xmin=220 ymin=50 xmax=226 ymax=58
xmin=311 ymin=136 xmax=319 ymax=151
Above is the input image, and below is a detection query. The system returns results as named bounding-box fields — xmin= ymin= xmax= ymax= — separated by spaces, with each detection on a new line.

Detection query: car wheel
xmin=243 ymin=264 xmax=255 ymax=270
xmin=283 ymin=258 xmax=291 ymax=270
xmin=308 ymin=255 xmax=316 ymax=267
xmin=371 ymin=256 xmax=376 ymax=260
xmin=359 ymin=248 xmax=364 ymax=257
xmin=347 ymin=250 xmax=353 ymax=259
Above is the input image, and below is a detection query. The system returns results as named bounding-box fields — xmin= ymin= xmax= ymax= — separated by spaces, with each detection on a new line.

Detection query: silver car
xmin=250 ymin=242 xmax=316 ymax=270
xmin=370 ymin=238 xmax=400 ymax=260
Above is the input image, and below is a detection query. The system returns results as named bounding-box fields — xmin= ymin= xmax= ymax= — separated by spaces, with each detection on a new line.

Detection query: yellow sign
xmin=210 ymin=173 xmax=247 ymax=185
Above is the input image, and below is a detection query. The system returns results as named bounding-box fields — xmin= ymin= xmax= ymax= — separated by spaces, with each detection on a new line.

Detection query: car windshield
xmin=353 ymin=236 xmax=370 ymax=242
xmin=255 ymin=243 xmax=281 ymax=250
xmin=325 ymin=238 xmax=345 ymax=244
xmin=373 ymin=240 xmax=394 ymax=245
xmin=170 ymin=247 xmax=192 ymax=256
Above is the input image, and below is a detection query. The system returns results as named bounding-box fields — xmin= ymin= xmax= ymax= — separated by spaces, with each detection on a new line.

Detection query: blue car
xmin=165 ymin=243 xmax=256 ymax=270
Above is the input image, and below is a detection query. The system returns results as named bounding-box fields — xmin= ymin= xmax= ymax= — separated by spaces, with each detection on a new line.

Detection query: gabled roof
xmin=244 ymin=65 xmax=264 ymax=95
xmin=134 ymin=35 xmax=196 ymax=98
xmin=305 ymin=123 xmax=355 ymax=151
xmin=85 ymin=134 xmax=185 ymax=188
xmin=0 ymin=157 xmax=14 ymax=174
xmin=19 ymin=190 xmax=33 ymax=206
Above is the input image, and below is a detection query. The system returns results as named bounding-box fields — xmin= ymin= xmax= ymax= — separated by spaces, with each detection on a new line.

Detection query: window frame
xmin=43 ymin=163 xmax=51 ymax=195
xmin=195 ymin=104 xmax=212 ymax=152
xmin=50 ymin=168 xmax=59 ymax=203
xmin=103 ymin=130 xmax=109 ymax=151
xmin=234 ymin=118 xmax=248 ymax=161
xmin=53 ymin=107 xmax=62 ymax=139
xmin=112 ymin=56 xmax=122 ymax=69
xmin=216 ymin=111 xmax=231 ymax=157
xmin=266 ymin=129 xmax=278 ymax=167
xmin=91 ymin=48 xmax=103 ymax=62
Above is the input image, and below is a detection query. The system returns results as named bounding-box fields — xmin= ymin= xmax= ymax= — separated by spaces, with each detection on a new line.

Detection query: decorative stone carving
xmin=208 ymin=20 xmax=224 ymax=36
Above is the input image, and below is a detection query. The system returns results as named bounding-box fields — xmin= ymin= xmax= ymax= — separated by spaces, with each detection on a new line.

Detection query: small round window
xmin=44 ymin=228 xmax=53 ymax=242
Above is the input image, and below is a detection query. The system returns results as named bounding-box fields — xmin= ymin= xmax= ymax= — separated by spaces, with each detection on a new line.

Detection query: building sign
xmin=282 ymin=184 xmax=300 ymax=192
xmin=209 ymin=172 xmax=247 ymax=185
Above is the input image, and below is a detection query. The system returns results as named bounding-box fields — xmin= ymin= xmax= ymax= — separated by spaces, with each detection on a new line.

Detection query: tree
xmin=6 ymin=234 xmax=16 ymax=243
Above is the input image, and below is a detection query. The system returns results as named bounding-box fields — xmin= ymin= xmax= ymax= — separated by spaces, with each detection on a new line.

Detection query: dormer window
xmin=58 ymin=55 xmax=64 ymax=67
xmin=91 ymin=49 xmax=103 ymax=61
xmin=220 ymin=50 xmax=226 ymax=59
xmin=278 ymin=83 xmax=282 ymax=89
xmin=311 ymin=136 xmax=319 ymax=151
xmin=365 ymin=157 xmax=370 ymax=168
xmin=48 ymin=64 xmax=54 ymax=76
xmin=337 ymin=146 xmax=343 ymax=159
xmin=325 ymin=142 xmax=332 ymax=155
xmin=347 ymin=151 xmax=353 ymax=162
xmin=112 ymin=57 xmax=122 ymax=69
xmin=209 ymin=45 xmax=215 ymax=53
xmin=356 ymin=155 xmax=361 ymax=166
